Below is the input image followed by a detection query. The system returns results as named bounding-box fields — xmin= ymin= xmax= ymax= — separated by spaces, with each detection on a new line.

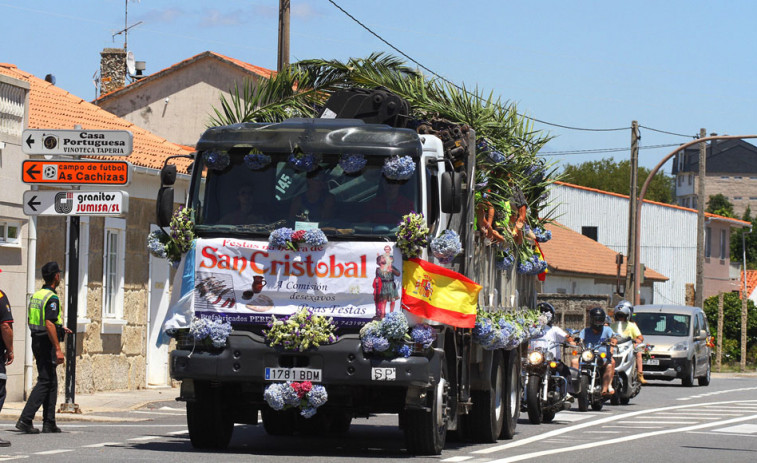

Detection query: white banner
xmin=191 ymin=238 xmax=403 ymax=326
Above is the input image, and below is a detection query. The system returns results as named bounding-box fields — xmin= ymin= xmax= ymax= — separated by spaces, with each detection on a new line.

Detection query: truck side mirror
xmin=441 ymin=171 xmax=462 ymax=213
xmin=161 ymin=164 xmax=177 ymax=186
xmin=156 ymin=186 xmax=174 ymax=227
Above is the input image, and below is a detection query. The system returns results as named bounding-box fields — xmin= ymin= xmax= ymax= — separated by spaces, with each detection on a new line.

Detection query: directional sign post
xmin=22 ymin=129 xmax=133 ymax=156
xmin=23 ymin=190 xmax=128 ymax=216
xmin=22 ymin=160 xmax=131 ymax=185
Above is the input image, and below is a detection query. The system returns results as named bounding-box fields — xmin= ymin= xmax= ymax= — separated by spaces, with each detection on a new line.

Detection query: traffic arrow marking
xmin=26 ymin=134 xmax=35 ymax=150
xmin=26 ymin=195 xmax=40 ymax=212
xmin=25 ymin=163 xmax=40 ymax=180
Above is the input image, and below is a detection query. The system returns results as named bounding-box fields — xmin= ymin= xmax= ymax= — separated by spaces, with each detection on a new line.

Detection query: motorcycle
xmin=610 ymin=335 xmax=648 ymax=405
xmin=574 ymin=339 xmax=613 ymax=412
xmin=521 ymin=341 xmax=573 ymax=424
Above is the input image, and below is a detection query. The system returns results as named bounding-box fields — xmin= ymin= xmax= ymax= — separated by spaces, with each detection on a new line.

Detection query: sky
xmin=3 ymin=0 xmax=757 ymax=175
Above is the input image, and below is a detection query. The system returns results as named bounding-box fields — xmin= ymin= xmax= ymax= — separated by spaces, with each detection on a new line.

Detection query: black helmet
xmin=537 ymin=302 xmax=555 ymax=326
xmin=589 ymin=307 xmax=606 ymax=330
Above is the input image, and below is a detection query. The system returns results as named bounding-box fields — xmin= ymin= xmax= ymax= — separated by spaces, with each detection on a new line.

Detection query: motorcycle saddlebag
xmin=319 ymin=87 xmax=410 ymax=128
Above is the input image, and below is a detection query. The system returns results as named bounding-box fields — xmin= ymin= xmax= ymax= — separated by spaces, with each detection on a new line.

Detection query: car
xmin=632 ymin=304 xmax=711 ymax=387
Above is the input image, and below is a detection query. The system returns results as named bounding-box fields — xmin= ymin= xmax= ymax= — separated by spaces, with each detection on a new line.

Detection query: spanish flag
xmin=402 ymin=258 xmax=482 ymax=328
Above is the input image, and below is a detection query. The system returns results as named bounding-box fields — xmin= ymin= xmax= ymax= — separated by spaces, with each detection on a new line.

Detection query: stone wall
xmin=100 ymin=48 xmax=126 ymax=95
xmin=537 ymin=293 xmax=612 ymax=331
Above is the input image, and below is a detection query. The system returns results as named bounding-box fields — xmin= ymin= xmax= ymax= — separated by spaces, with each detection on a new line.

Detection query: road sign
xmin=22 ymin=129 xmax=133 ymax=156
xmin=22 ymin=190 xmax=129 ymax=216
xmin=21 ymin=160 xmax=131 ymax=185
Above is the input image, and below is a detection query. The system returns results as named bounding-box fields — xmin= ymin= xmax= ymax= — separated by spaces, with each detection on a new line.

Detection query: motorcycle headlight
xmin=670 ymin=342 xmax=688 ymax=351
xmin=581 ymin=350 xmax=594 ymax=362
xmin=528 ymin=351 xmax=545 ymax=365
xmin=549 ymin=361 xmax=558 ymax=369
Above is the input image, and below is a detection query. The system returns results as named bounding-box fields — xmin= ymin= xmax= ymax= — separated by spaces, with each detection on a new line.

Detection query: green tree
xmin=706 ymin=193 xmax=734 ymax=217
xmin=560 ymin=158 xmax=674 ymax=203
xmin=703 ymin=292 xmax=757 ymax=363
xmin=730 ymin=206 xmax=757 ymax=269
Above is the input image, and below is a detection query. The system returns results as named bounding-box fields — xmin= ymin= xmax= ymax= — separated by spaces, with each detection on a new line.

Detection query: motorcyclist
xmin=531 ymin=302 xmax=573 ymax=388
xmin=611 ymin=300 xmax=646 ymax=384
xmin=571 ymin=307 xmax=617 ymax=396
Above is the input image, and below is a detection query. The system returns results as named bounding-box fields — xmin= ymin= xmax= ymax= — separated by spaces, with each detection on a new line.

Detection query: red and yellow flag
xmin=401 ymin=258 xmax=482 ymax=328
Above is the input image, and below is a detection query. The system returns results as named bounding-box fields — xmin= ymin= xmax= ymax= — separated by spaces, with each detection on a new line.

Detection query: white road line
xmin=617 ymin=420 xmax=691 ymax=425
xmin=602 ymin=425 xmax=664 ymax=429
xmin=82 ymin=442 xmax=122 ymax=448
xmin=441 ymin=457 xmax=473 ymax=462
xmin=712 ymin=424 xmax=757 ymax=434
xmin=472 ymin=398 xmax=757 ymax=455
xmin=687 ymin=431 xmax=757 ymax=438
xmin=645 ymin=415 xmax=721 ymax=419
xmin=0 ymin=456 xmax=28 ymax=461
xmin=34 ymin=450 xmax=72 ymax=455
xmin=131 ymin=410 xmax=186 ymax=416
xmin=166 ymin=430 xmax=188 ymax=435
xmin=485 ymin=413 xmax=757 ymax=463
xmin=593 ymin=431 xmax=621 ymax=433
xmin=127 ymin=436 xmax=162 ymax=442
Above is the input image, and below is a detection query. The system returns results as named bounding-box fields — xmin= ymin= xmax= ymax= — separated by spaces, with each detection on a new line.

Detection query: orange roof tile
xmin=95 ymin=51 xmax=275 ymax=103
xmin=0 ymin=64 xmax=192 ymax=173
xmin=540 ymin=222 xmax=668 ymax=281
xmin=740 ymin=269 xmax=757 ymax=298
xmin=555 ymin=181 xmax=751 ymax=228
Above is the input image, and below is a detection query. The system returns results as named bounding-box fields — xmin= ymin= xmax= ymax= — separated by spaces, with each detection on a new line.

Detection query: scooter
xmin=521 ymin=341 xmax=573 ymax=424
xmin=574 ymin=340 xmax=612 ymax=412
xmin=610 ymin=336 xmax=647 ymax=405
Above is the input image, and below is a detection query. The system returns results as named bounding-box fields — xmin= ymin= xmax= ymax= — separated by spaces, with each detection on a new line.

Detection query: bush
xmin=704 ymin=292 xmax=757 ymax=363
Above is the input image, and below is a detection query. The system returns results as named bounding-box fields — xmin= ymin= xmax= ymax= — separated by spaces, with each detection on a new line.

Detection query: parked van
xmin=633 ymin=305 xmax=711 ymax=387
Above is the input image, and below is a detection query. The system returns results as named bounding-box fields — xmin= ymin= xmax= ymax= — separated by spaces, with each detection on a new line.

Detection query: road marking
xmin=131 ymin=410 xmax=186 ymax=416
xmin=128 ymin=436 xmax=162 ymax=442
xmin=0 ymin=456 xmax=28 ymax=461
xmin=166 ymin=430 xmax=188 ymax=435
xmin=484 ymin=413 xmax=757 ymax=463
xmin=712 ymin=424 xmax=757 ymax=434
xmin=34 ymin=450 xmax=72 ymax=455
xmin=678 ymin=387 xmax=757 ymax=401
xmin=645 ymin=415 xmax=721 ymax=419
xmin=593 ymin=430 xmax=621 ymax=433
xmin=602 ymin=425 xmax=663 ymax=429
xmin=82 ymin=442 xmax=122 ymax=448
xmin=441 ymin=457 xmax=473 ymax=462
xmin=617 ymin=420 xmax=692 ymax=424
xmin=552 ymin=413 xmax=597 ymax=422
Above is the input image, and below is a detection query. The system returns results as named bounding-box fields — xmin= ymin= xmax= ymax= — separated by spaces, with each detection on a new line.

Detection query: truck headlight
xmin=528 ymin=351 xmax=544 ymax=365
xmin=581 ymin=350 xmax=594 ymax=362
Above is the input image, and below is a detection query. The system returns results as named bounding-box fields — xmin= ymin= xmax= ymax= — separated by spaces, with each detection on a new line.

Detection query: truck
xmin=156 ymin=90 xmax=540 ymax=455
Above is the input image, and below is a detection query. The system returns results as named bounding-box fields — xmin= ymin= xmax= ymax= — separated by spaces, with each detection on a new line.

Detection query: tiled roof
xmin=555 ymin=181 xmax=751 ymax=228
xmin=740 ymin=269 xmax=757 ymax=298
xmin=540 ymin=221 xmax=668 ymax=282
xmin=0 ymin=63 xmax=192 ymax=172
xmin=95 ymin=51 xmax=276 ymax=103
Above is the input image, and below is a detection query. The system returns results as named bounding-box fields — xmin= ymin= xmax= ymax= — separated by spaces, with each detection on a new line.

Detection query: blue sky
xmin=3 ymin=0 xmax=756 ymax=175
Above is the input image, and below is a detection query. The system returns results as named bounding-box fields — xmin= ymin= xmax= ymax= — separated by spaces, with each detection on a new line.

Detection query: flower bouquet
xmin=244 ymin=150 xmax=271 ymax=170
xmin=382 ymin=155 xmax=415 ymax=180
xmin=430 ymin=229 xmax=463 ymax=264
xmin=268 ymin=227 xmax=328 ymax=251
xmin=338 ymin=153 xmax=367 ymax=174
xmin=189 ymin=317 xmax=232 ymax=348
xmin=360 ymin=312 xmax=435 ymax=358
xmin=146 ymin=207 xmax=195 ymax=266
xmin=287 ymin=148 xmax=322 ymax=172
xmin=264 ymin=308 xmax=338 ymax=352
xmin=203 ymin=150 xmax=230 ymax=171
xmin=495 ymin=249 xmax=515 ymax=271
xmin=264 ymin=381 xmax=328 ymax=418
xmin=472 ymin=307 xmax=550 ymax=350
xmin=396 ymin=213 xmax=430 ymax=259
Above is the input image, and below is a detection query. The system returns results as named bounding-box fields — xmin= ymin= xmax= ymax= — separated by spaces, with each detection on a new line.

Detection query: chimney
xmin=709 ymin=132 xmax=718 ymax=160
xmin=100 ymin=48 xmax=126 ymax=94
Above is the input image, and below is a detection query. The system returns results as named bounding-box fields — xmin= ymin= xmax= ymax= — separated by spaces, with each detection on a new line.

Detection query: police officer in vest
xmin=16 ymin=262 xmax=71 ymax=434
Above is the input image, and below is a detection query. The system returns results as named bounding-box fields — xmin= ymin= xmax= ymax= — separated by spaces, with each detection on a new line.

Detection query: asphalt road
xmin=0 ymin=375 xmax=754 ymax=462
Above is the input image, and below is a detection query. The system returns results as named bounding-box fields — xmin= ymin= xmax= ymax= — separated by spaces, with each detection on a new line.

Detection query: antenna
xmin=126 ymin=51 xmax=136 ymax=76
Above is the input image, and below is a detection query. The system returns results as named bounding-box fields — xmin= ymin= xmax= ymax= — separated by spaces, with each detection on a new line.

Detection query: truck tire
xmin=577 ymin=375 xmax=590 ymax=412
xmin=526 ymin=374 xmax=543 ymax=425
xmin=329 ymin=412 xmax=353 ymax=434
xmin=499 ymin=348 xmax=521 ymax=439
xmin=261 ymin=408 xmax=296 ymax=436
xmin=186 ymin=388 xmax=234 ymax=449
xmin=404 ymin=364 xmax=448 ymax=455
xmin=682 ymin=359 xmax=695 ymax=387
xmin=466 ymin=350 xmax=505 ymax=442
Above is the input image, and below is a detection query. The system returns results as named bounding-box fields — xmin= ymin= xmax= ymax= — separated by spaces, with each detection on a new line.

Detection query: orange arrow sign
xmin=22 ymin=160 xmax=131 ymax=185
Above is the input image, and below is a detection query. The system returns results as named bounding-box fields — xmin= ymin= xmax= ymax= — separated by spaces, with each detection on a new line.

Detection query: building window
xmin=734 ymin=176 xmax=742 ymax=179
xmin=0 ymin=221 xmax=20 ymax=245
xmin=720 ymin=229 xmax=727 ymax=259
xmin=678 ymin=175 xmax=683 ymax=186
xmin=720 ymin=176 xmax=729 ymax=179
xmin=751 ymin=177 xmax=757 ymax=180
xmin=705 ymin=226 xmax=711 ymax=258
xmin=581 ymin=226 xmax=598 ymax=241
xmin=693 ymin=197 xmax=698 ymax=209
xmin=688 ymin=174 xmax=693 ymax=185
xmin=102 ymin=218 xmax=126 ymax=332
xmin=750 ymin=197 xmax=757 ymax=200
xmin=734 ymin=196 xmax=743 ymax=200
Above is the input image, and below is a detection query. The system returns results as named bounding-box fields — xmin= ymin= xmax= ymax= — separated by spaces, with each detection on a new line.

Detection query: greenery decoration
xmin=264 ymin=308 xmax=338 ymax=352
xmin=396 ymin=212 xmax=430 ymax=259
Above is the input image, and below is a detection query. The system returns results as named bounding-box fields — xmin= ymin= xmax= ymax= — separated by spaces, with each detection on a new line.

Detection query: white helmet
xmin=615 ymin=300 xmax=633 ymax=320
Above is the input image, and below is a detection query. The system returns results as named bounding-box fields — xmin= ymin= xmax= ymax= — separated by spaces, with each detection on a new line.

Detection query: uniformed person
xmin=0 ymin=269 xmax=14 ymax=446
xmin=16 ymin=262 xmax=71 ymax=434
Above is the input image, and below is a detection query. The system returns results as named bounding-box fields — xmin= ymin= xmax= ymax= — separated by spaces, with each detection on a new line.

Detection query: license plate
xmin=264 ymin=368 xmax=322 ymax=382
xmin=644 ymin=359 xmax=659 ymax=366
xmin=372 ymin=367 xmax=396 ymax=381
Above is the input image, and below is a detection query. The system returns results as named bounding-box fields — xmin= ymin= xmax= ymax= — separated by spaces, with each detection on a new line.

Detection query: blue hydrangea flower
xmin=269 ymin=227 xmax=294 ymax=248
xmin=244 ymin=152 xmax=271 ymax=170
xmin=339 ymin=153 xmax=367 ymax=174
xmin=307 ymin=384 xmax=328 ymax=408
xmin=396 ymin=344 xmax=412 ymax=358
xmin=281 ymin=383 xmax=301 ymax=407
xmin=360 ymin=321 xmax=382 ymax=339
xmin=288 ymin=152 xmax=322 ymax=172
xmin=146 ymin=230 xmax=167 ymax=258
xmin=381 ymin=312 xmax=409 ymax=340
xmin=371 ymin=335 xmax=390 ymax=352
xmin=382 ymin=156 xmax=415 ymax=180
xmin=303 ymin=229 xmax=328 ymax=246
xmin=410 ymin=325 xmax=435 ymax=348
xmin=300 ymin=406 xmax=317 ymax=418
xmin=264 ymin=383 xmax=286 ymax=410
xmin=203 ymin=150 xmax=230 ymax=171
xmin=431 ymin=230 xmax=463 ymax=264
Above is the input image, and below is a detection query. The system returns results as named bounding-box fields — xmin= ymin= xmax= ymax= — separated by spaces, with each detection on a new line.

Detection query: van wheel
xmin=698 ymin=358 xmax=711 ymax=386
xmin=682 ymin=359 xmax=695 ymax=387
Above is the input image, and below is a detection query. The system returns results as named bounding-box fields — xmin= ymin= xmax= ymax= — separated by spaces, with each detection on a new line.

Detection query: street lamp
xmin=632 ymin=134 xmax=757 ymax=305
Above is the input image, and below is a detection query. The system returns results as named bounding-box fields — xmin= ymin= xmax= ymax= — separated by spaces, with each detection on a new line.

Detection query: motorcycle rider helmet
xmin=589 ymin=307 xmax=606 ymax=330
xmin=537 ymin=302 xmax=556 ymax=326
xmin=615 ymin=300 xmax=634 ymax=317
xmin=614 ymin=305 xmax=631 ymax=321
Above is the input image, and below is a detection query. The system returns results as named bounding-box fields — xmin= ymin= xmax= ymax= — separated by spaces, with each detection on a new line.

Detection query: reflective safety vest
xmin=28 ymin=288 xmax=62 ymax=333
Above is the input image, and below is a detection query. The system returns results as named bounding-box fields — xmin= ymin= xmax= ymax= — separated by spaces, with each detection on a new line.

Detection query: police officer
xmin=16 ymin=262 xmax=71 ymax=434
xmin=0 ymin=269 xmax=14 ymax=446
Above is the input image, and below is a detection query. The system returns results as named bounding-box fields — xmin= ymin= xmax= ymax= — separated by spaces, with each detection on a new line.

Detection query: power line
xmin=327 ymin=0 xmax=630 ymax=133
xmin=639 ymin=125 xmax=697 ymax=139
xmin=543 ymin=143 xmax=683 ymax=156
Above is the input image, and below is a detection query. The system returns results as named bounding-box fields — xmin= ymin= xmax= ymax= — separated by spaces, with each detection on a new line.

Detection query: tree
xmin=730 ymin=206 xmax=757 ymax=269
xmin=706 ymin=193 xmax=734 ymax=217
xmin=703 ymin=292 xmax=757 ymax=363
xmin=560 ymin=158 xmax=674 ymax=203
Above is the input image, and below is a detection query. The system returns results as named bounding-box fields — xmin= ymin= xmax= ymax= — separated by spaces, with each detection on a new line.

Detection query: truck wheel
xmin=404 ymin=363 xmax=448 ymax=455
xmin=577 ymin=375 xmax=590 ymax=412
xmin=698 ymin=358 xmax=711 ymax=386
xmin=329 ymin=412 xmax=352 ymax=434
xmin=526 ymin=374 xmax=543 ymax=425
xmin=682 ymin=359 xmax=695 ymax=387
xmin=186 ymin=389 xmax=234 ymax=449
xmin=466 ymin=350 xmax=505 ymax=442
xmin=499 ymin=348 xmax=522 ymax=439
xmin=261 ymin=408 xmax=296 ymax=436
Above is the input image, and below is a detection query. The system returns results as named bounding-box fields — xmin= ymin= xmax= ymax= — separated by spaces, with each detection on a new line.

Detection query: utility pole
xmin=277 ymin=0 xmax=290 ymax=71
xmin=625 ymin=121 xmax=639 ymax=298
xmin=695 ymin=128 xmax=707 ymax=308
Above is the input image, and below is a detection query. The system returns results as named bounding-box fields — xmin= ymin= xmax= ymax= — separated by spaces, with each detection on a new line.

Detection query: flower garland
xmin=287 ymin=150 xmax=322 ymax=172
xmin=264 ymin=381 xmax=328 ymax=418
xmin=268 ymin=227 xmax=328 ymax=251
xmin=264 ymin=308 xmax=338 ymax=352
xmin=244 ymin=151 xmax=271 ymax=170
xmin=189 ymin=317 xmax=232 ymax=348
xmin=516 ymin=247 xmax=548 ymax=275
xmin=430 ymin=230 xmax=463 ymax=264
xmin=147 ymin=230 xmax=169 ymax=259
xmin=203 ymin=150 xmax=230 ymax=171
xmin=472 ymin=307 xmax=549 ymax=350
xmin=495 ymin=249 xmax=515 ymax=271
xmin=396 ymin=212 xmax=430 ymax=259
xmin=382 ymin=155 xmax=415 ymax=180
xmin=338 ymin=153 xmax=367 ymax=174
xmin=146 ymin=207 xmax=195 ymax=265
xmin=359 ymin=312 xmax=435 ymax=358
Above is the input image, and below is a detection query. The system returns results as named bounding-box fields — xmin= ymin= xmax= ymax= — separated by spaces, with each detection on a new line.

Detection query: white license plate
xmin=372 ymin=367 xmax=396 ymax=381
xmin=644 ymin=359 xmax=659 ymax=366
xmin=264 ymin=368 xmax=322 ymax=382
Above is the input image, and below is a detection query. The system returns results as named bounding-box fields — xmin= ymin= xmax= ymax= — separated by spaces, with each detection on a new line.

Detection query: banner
xmin=401 ymin=258 xmax=481 ymax=328
xmin=186 ymin=238 xmax=402 ymax=326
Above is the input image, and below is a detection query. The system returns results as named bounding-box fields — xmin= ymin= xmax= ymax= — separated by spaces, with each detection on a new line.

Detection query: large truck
xmin=157 ymin=96 xmax=538 ymax=455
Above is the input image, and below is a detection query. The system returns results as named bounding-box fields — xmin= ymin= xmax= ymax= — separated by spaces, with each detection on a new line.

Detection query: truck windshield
xmin=192 ymin=149 xmax=419 ymax=239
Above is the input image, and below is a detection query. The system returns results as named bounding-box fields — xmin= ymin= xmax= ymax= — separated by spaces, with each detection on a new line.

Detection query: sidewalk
xmin=0 ymin=387 xmax=180 ymax=423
